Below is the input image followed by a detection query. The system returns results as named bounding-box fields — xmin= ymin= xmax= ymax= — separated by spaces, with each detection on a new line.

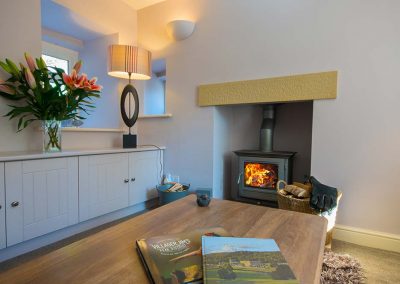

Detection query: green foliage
xmin=0 ymin=56 xmax=101 ymax=131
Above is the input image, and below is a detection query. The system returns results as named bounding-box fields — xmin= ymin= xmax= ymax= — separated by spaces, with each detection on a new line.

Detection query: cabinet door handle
xmin=11 ymin=201 xmax=20 ymax=207
xmin=0 ymin=205 xmax=2 ymax=210
xmin=124 ymin=179 xmax=129 ymax=183
xmin=131 ymin=178 xmax=136 ymax=182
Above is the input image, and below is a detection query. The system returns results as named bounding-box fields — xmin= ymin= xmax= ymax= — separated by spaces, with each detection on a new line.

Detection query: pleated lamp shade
xmin=108 ymin=45 xmax=152 ymax=80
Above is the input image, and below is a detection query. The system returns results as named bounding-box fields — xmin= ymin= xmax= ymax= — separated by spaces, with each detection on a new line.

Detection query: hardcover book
xmin=202 ymin=237 xmax=298 ymax=283
xmin=136 ymin=227 xmax=230 ymax=284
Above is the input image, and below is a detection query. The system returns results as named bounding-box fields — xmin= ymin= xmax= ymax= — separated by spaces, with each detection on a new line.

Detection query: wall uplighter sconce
xmin=166 ymin=20 xmax=196 ymax=41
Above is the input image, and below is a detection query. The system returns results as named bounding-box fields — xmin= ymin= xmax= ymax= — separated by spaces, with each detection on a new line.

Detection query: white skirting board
xmin=333 ymin=224 xmax=400 ymax=253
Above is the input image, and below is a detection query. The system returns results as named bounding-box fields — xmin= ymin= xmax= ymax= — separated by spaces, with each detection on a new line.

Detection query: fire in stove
xmin=244 ymin=162 xmax=278 ymax=189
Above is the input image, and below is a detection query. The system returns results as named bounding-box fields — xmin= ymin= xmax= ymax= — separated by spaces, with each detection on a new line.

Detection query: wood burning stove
xmin=235 ymin=150 xmax=295 ymax=202
xmin=233 ymin=104 xmax=296 ymax=204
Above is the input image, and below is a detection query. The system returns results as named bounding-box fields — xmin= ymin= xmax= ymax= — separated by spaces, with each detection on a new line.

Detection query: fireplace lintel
xmin=198 ymin=71 xmax=337 ymax=106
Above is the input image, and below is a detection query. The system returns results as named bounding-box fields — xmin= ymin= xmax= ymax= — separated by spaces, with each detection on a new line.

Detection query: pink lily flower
xmin=76 ymin=73 xmax=88 ymax=88
xmin=90 ymin=84 xmax=102 ymax=91
xmin=0 ymin=84 xmax=15 ymax=95
xmin=89 ymin=77 xmax=97 ymax=84
xmin=62 ymin=73 xmax=75 ymax=90
xmin=24 ymin=53 xmax=36 ymax=72
xmin=24 ymin=68 xmax=36 ymax=89
xmin=62 ymin=69 xmax=102 ymax=92
xmin=70 ymin=69 xmax=78 ymax=80
xmin=73 ymin=60 xmax=82 ymax=73
xmin=62 ymin=70 xmax=79 ymax=90
xmin=84 ymin=77 xmax=102 ymax=91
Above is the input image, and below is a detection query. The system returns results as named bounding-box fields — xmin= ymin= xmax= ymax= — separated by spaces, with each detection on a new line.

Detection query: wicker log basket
xmin=277 ymin=180 xmax=342 ymax=246
xmin=276 ymin=180 xmax=314 ymax=214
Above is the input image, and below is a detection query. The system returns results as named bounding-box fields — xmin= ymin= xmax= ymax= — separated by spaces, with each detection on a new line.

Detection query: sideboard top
xmin=0 ymin=146 xmax=165 ymax=162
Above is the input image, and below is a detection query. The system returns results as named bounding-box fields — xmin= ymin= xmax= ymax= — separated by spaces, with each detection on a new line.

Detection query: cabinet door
xmin=6 ymin=158 xmax=78 ymax=247
xmin=0 ymin=163 xmax=5 ymax=249
xmin=79 ymin=154 xmax=129 ymax=222
xmin=129 ymin=150 xmax=163 ymax=205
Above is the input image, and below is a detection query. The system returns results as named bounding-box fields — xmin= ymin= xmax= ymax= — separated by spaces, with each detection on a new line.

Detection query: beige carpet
xmin=331 ymin=240 xmax=400 ymax=283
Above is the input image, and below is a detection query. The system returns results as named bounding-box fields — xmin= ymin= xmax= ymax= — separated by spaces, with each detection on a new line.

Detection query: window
xmin=41 ymin=41 xmax=78 ymax=74
xmin=42 ymin=54 xmax=69 ymax=74
xmin=42 ymin=41 xmax=79 ymax=127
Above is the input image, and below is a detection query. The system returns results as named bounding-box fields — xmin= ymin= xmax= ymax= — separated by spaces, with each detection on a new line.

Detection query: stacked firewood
xmin=277 ymin=181 xmax=312 ymax=199
xmin=164 ymin=182 xmax=186 ymax=192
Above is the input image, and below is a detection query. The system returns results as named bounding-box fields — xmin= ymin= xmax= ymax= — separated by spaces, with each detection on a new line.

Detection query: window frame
xmin=42 ymin=41 xmax=78 ymax=74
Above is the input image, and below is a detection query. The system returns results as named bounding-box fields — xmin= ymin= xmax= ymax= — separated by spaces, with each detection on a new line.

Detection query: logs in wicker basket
xmin=277 ymin=180 xmax=343 ymax=246
xmin=277 ymin=180 xmax=314 ymax=214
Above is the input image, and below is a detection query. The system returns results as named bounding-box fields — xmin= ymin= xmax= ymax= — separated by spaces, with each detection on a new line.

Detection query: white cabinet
xmin=5 ymin=158 xmax=78 ymax=246
xmin=129 ymin=150 xmax=162 ymax=205
xmin=79 ymin=154 xmax=130 ymax=222
xmin=0 ymin=148 xmax=163 ymax=250
xmin=0 ymin=163 xmax=5 ymax=249
xmin=79 ymin=151 xmax=162 ymax=221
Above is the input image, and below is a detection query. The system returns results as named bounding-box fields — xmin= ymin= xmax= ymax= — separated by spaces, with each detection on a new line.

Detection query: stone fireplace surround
xmin=198 ymin=71 xmax=337 ymax=204
xmin=230 ymin=102 xmax=314 ymax=206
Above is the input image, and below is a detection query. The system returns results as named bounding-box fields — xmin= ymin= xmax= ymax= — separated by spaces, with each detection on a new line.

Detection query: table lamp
xmin=108 ymin=45 xmax=152 ymax=148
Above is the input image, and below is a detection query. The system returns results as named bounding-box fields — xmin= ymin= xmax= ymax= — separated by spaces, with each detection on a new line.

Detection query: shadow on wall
xmin=274 ymin=101 xmax=313 ymax=182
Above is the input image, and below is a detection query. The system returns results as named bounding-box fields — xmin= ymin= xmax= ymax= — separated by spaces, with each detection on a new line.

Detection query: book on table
xmin=201 ymin=236 xmax=298 ymax=284
xmin=136 ymin=227 xmax=230 ymax=284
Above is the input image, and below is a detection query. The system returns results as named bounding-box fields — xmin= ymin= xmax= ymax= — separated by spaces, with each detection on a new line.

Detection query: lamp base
xmin=123 ymin=134 xmax=137 ymax=148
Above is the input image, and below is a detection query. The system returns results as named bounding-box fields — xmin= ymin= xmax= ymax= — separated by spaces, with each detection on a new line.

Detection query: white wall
xmin=143 ymin=73 xmax=165 ymax=115
xmin=310 ymin=0 xmax=400 ymax=235
xmin=79 ymin=34 xmax=122 ymax=129
xmin=0 ymin=0 xmax=43 ymax=152
xmin=52 ymin=0 xmax=139 ymax=135
xmin=54 ymin=0 xmax=137 ymax=45
xmin=0 ymin=0 xmax=138 ymax=152
xmin=213 ymin=105 xmax=261 ymax=199
xmin=138 ymin=0 xmax=400 ymax=235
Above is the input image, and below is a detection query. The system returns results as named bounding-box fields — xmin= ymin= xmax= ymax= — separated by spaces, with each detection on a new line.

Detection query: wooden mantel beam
xmin=198 ymin=71 xmax=337 ymax=106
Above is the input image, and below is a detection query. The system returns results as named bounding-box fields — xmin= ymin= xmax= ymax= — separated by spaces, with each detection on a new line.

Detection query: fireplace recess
xmin=233 ymin=104 xmax=296 ymax=204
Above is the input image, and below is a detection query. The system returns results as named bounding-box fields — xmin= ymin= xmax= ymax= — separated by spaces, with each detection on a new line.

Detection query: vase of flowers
xmin=0 ymin=53 xmax=102 ymax=152
xmin=42 ymin=120 xmax=62 ymax=152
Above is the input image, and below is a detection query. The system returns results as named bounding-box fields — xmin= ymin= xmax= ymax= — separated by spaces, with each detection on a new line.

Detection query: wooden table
xmin=0 ymin=195 xmax=327 ymax=284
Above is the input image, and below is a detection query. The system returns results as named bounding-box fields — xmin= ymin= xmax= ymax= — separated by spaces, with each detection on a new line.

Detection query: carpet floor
xmin=331 ymin=240 xmax=400 ymax=283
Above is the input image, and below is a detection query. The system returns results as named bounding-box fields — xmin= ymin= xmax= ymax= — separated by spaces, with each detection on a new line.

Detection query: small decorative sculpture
xmin=197 ymin=194 xmax=211 ymax=207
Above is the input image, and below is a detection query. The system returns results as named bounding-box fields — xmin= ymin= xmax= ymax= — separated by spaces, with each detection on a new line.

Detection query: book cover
xmin=136 ymin=227 xmax=230 ymax=284
xmin=202 ymin=237 xmax=298 ymax=284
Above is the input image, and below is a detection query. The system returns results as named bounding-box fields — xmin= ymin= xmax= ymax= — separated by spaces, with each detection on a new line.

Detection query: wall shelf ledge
xmin=138 ymin=113 xmax=172 ymax=119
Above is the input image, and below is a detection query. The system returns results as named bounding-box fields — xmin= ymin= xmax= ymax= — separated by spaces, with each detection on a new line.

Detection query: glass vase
xmin=42 ymin=120 xmax=62 ymax=152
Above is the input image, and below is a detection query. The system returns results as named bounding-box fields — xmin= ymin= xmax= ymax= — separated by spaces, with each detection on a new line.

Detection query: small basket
xmin=157 ymin=183 xmax=190 ymax=205
xmin=277 ymin=180 xmax=343 ymax=246
xmin=276 ymin=180 xmax=313 ymax=214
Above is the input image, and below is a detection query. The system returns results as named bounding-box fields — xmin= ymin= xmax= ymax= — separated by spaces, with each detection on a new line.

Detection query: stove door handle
xmin=237 ymin=172 xmax=243 ymax=184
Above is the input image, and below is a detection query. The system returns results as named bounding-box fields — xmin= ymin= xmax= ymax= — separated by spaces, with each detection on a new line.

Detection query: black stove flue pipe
xmin=260 ymin=104 xmax=275 ymax=152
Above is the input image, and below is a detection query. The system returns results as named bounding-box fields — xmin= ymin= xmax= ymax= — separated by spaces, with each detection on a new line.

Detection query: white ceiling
xmin=122 ymin=0 xmax=165 ymax=10
xmin=42 ymin=0 xmax=109 ymax=42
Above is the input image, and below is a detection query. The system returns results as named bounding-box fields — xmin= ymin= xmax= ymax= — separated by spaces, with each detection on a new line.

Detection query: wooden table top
xmin=0 ymin=195 xmax=327 ymax=284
